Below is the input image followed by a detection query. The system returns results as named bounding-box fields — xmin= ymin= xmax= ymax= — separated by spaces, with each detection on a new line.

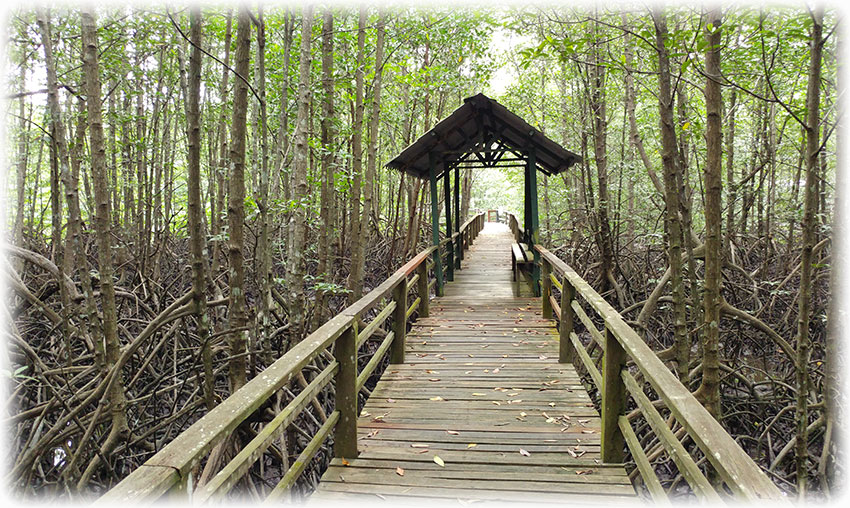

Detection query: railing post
xmin=416 ymin=261 xmax=429 ymax=318
xmin=390 ymin=279 xmax=406 ymax=364
xmin=541 ymin=259 xmax=553 ymax=319
xmin=334 ymin=322 xmax=358 ymax=459
xmin=559 ymin=276 xmax=576 ymax=363
xmin=601 ymin=324 xmax=627 ymax=464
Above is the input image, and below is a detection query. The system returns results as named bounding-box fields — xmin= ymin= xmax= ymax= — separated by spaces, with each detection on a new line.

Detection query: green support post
xmin=444 ymin=165 xmax=454 ymax=282
xmin=429 ymin=154 xmax=444 ymax=297
xmin=454 ymin=164 xmax=462 ymax=268
xmin=527 ymin=148 xmax=541 ymax=296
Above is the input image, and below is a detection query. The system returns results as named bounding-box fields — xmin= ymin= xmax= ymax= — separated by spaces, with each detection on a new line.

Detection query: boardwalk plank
xmin=316 ymin=222 xmax=635 ymax=502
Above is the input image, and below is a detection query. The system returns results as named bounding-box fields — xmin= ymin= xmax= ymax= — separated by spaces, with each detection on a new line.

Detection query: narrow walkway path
xmin=313 ymin=223 xmax=635 ymax=503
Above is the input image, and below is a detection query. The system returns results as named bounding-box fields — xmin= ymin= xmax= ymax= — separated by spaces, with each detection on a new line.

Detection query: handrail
xmin=98 ymin=213 xmax=485 ymax=503
xmin=504 ymin=213 xmax=785 ymax=503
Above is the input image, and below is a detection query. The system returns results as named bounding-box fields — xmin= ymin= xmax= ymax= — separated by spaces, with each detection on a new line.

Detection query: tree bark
xmin=697 ymin=7 xmax=723 ymax=420
xmin=652 ymin=6 xmax=689 ymax=382
xmin=227 ymin=6 xmax=252 ymax=392
xmin=348 ymin=8 xmax=367 ymax=302
xmin=288 ymin=4 xmax=315 ymax=340
xmin=186 ymin=6 xmax=214 ymax=410
xmin=796 ymin=6 xmax=824 ymax=498
xmin=80 ymin=5 xmax=129 ymax=483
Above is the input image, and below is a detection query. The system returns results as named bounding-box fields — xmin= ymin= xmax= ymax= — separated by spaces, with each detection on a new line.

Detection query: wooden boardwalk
xmin=313 ymin=223 xmax=636 ymax=504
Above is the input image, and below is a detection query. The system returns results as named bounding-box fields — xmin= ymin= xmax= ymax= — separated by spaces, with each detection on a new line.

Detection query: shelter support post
xmin=429 ymin=154 xmax=444 ymax=296
xmin=454 ymin=164 xmax=462 ymax=268
xmin=444 ymin=164 xmax=454 ymax=282
xmin=525 ymin=148 xmax=541 ymax=296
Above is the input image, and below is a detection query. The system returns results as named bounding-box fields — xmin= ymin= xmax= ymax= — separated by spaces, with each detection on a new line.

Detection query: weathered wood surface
xmin=313 ymin=223 xmax=634 ymax=503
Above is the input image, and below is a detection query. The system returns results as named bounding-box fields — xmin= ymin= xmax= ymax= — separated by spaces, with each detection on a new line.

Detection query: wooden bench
xmin=511 ymin=242 xmax=533 ymax=282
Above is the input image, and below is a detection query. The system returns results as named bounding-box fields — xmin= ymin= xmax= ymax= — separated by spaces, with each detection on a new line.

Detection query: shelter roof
xmin=386 ymin=93 xmax=581 ymax=179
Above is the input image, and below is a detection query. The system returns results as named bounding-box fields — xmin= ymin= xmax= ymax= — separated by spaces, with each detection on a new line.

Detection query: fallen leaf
xmin=467 ymin=443 xmax=477 ymax=449
xmin=519 ymin=411 xmax=528 ymax=417
xmin=434 ymin=455 xmax=445 ymax=467
xmin=576 ymin=469 xmax=594 ymax=475
xmin=429 ymin=396 xmax=444 ymax=401
xmin=519 ymin=448 xmax=531 ymax=457
xmin=548 ymin=402 xmax=556 ymax=407
xmin=472 ymin=393 xmax=486 ymax=396
xmin=446 ymin=430 xmax=460 ymax=435
xmin=429 ymin=378 xmax=441 ymax=382
xmin=396 ymin=467 xmax=405 ymax=476
xmin=342 ymin=458 xmax=350 ymax=466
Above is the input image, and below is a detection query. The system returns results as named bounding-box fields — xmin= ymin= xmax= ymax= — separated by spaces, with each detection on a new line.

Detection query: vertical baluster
xmin=390 ymin=279 xmax=406 ymax=364
xmin=334 ymin=321 xmax=358 ymax=459
xmin=601 ymin=324 xmax=626 ymax=463
xmin=416 ymin=261 xmax=429 ymax=318
xmin=559 ymin=276 xmax=576 ymax=363
xmin=542 ymin=259 xmax=553 ymax=319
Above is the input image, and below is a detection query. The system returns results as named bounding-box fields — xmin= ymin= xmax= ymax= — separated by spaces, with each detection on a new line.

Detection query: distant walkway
xmin=312 ymin=223 xmax=635 ymax=503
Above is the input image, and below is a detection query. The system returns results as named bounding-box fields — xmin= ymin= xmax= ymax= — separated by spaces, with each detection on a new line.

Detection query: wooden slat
xmin=621 ymin=371 xmax=720 ymax=503
xmin=537 ymin=245 xmax=785 ymax=502
xmin=357 ymin=301 xmax=396 ymax=348
xmin=619 ymin=415 xmax=669 ymax=504
xmin=406 ymin=297 xmax=420 ymax=320
xmin=96 ymin=314 xmax=354 ymax=504
xmin=572 ymin=300 xmax=605 ymax=350
xmin=571 ymin=331 xmax=602 ymax=390
xmin=317 ymin=222 xmax=633 ymax=503
xmin=407 ymin=273 xmax=420 ymax=291
xmin=265 ymin=411 xmax=340 ymax=502
xmin=194 ymin=363 xmax=338 ymax=503
xmin=357 ymin=331 xmax=395 ymax=391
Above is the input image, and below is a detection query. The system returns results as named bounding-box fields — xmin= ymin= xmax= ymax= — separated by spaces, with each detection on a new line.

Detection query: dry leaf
xmin=446 ymin=430 xmax=460 ymax=435
xmin=342 ymin=458 xmax=350 ymax=466
xmin=519 ymin=448 xmax=531 ymax=457
xmin=467 ymin=443 xmax=477 ymax=448
xmin=472 ymin=393 xmax=486 ymax=396
xmin=396 ymin=467 xmax=405 ymax=476
xmin=434 ymin=455 xmax=445 ymax=467
xmin=429 ymin=396 xmax=444 ymax=401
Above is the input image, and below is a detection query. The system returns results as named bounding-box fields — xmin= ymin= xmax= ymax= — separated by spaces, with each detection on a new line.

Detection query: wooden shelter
xmin=387 ymin=93 xmax=581 ymax=296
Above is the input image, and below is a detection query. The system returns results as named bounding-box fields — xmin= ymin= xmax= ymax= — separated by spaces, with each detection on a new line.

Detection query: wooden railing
xmin=505 ymin=213 xmax=786 ymax=503
xmin=97 ymin=213 xmax=485 ymax=504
